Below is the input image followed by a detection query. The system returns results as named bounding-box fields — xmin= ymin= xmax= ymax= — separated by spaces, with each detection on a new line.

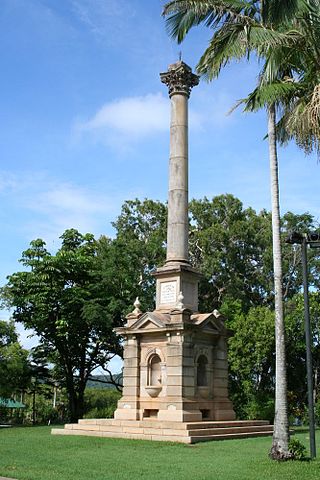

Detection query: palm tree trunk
xmin=268 ymin=103 xmax=290 ymax=460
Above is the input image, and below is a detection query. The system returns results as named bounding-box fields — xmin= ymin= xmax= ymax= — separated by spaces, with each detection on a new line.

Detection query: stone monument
xmin=52 ymin=61 xmax=273 ymax=442
xmin=114 ymin=61 xmax=235 ymax=423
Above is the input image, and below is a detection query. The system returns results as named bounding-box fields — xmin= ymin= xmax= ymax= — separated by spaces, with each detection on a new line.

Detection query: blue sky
xmin=1 ymin=1 xmax=319 ymax=370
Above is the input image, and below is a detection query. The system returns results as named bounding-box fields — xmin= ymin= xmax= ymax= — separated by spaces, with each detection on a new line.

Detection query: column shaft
xmin=166 ymin=93 xmax=189 ymax=264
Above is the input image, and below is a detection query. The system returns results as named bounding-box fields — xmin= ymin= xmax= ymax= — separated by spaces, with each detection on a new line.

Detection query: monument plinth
xmin=52 ymin=62 xmax=273 ymax=442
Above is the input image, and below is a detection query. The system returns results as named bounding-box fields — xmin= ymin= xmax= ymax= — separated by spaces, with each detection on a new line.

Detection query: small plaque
xmin=160 ymin=281 xmax=177 ymax=304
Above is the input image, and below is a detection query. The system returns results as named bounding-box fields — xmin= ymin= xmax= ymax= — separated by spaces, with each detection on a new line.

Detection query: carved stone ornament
xmin=133 ymin=297 xmax=142 ymax=316
xmin=160 ymin=61 xmax=199 ymax=98
xmin=176 ymin=291 xmax=185 ymax=310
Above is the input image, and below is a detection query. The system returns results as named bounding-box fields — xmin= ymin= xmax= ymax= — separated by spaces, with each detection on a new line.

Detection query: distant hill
xmin=86 ymin=373 xmax=123 ymax=389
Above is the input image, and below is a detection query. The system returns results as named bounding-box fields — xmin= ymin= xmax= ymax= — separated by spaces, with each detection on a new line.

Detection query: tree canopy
xmin=0 ymin=320 xmax=29 ymax=398
xmin=1 ymin=229 xmax=122 ymax=421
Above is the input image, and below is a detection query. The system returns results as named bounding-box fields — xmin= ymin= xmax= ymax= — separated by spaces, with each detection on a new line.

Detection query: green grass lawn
xmin=0 ymin=426 xmax=319 ymax=480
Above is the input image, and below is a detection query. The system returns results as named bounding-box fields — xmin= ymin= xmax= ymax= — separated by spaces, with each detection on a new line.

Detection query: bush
xmin=242 ymin=395 xmax=275 ymax=423
xmin=288 ymin=438 xmax=307 ymax=460
xmin=83 ymin=388 xmax=121 ymax=419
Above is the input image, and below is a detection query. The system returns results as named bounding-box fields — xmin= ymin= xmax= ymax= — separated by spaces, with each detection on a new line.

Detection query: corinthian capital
xmin=160 ymin=61 xmax=199 ymax=98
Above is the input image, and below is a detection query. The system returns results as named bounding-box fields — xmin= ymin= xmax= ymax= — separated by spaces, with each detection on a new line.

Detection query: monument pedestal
xmin=113 ymin=307 xmax=236 ymax=424
xmin=52 ymin=306 xmax=273 ymax=441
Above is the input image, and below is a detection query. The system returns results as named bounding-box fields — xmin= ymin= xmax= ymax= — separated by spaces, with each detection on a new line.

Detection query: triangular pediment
xmin=129 ymin=311 xmax=169 ymax=330
xmin=201 ymin=320 xmax=220 ymax=333
xmin=141 ymin=320 xmax=159 ymax=330
xmin=192 ymin=311 xmax=226 ymax=334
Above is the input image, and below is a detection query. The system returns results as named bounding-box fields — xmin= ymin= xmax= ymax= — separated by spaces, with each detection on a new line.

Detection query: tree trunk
xmin=67 ymin=387 xmax=85 ymax=423
xmin=65 ymin=368 xmax=87 ymax=423
xmin=268 ymin=104 xmax=291 ymax=460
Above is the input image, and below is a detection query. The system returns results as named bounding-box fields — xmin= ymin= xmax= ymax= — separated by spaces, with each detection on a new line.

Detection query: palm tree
xmin=163 ymin=0 xmax=316 ymax=459
xmin=240 ymin=2 xmax=320 ymax=156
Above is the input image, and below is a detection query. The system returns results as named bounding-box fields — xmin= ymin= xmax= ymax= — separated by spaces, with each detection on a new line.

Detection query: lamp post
xmin=286 ymin=231 xmax=320 ymax=459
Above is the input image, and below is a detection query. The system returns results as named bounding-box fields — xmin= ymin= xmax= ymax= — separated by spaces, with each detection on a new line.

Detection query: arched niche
xmin=197 ymin=354 xmax=208 ymax=387
xmin=148 ymin=354 xmax=162 ymax=386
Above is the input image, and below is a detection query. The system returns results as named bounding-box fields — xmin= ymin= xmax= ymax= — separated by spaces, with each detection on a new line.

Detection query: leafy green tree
xmin=190 ymin=195 xmax=273 ymax=311
xmin=108 ymin=198 xmax=167 ymax=311
xmin=1 ymin=229 xmax=122 ymax=422
xmin=285 ymin=292 xmax=320 ymax=411
xmin=83 ymin=389 xmax=121 ymax=419
xmin=221 ymin=301 xmax=275 ymax=420
xmin=0 ymin=320 xmax=29 ymax=398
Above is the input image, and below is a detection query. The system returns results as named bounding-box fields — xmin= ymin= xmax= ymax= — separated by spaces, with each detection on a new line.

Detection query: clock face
xmin=160 ymin=281 xmax=177 ymax=304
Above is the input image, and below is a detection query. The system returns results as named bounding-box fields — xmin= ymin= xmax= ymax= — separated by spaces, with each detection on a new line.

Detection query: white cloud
xmin=29 ymin=184 xmax=107 ymax=216
xmin=79 ymin=93 xmax=169 ymax=138
xmin=75 ymin=92 xmax=206 ymax=150
xmin=76 ymin=88 xmax=237 ymax=146
xmin=0 ymin=171 xmax=128 ymax=244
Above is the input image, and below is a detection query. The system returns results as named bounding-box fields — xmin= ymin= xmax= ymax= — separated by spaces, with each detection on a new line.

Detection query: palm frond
xmin=259 ymin=40 xmax=307 ymax=85
xmin=197 ymin=21 xmax=303 ymax=79
xmin=261 ymin=0 xmax=310 ymax=27
xmin=241 ymin=81 xmax=301 ymax=112
xmin=163 ymin=0 xmax=259 ymax=42
xmin=197 ymin=21 xmax=252 ymax=78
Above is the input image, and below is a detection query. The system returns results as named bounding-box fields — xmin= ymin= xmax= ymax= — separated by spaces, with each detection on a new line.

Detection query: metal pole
xmin=32 ymin=388 xmax=36 ymax=426
xmin=301 ymin=237 xmax=316 ymax=458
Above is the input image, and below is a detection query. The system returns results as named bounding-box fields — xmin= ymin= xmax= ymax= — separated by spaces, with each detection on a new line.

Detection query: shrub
xmin=83 ymin=388 xmax=121 ymax=419
xmin=243 ymin=395 xmax=275 ymax=423
xmin=288 ymin=438 xmax=307 ymax=460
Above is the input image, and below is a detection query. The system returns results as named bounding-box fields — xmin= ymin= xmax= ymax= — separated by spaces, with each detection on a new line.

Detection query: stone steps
xmin=189 ymin=430 xmax=274 ymax=443
xmin=78 ymin=419 xmax=269 ymax=429
xmin=52 ymin=419 xmax=274 ymax=444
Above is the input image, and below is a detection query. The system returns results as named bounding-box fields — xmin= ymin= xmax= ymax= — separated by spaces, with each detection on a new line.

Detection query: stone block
xmin=151 ymin=434 xmax=190 ymax=443
xmin=166 ymin=366 xmax=182 ymax=376
xmin=124 ymin=346 xmax=139 ymax=358
xmin=101 ymin=431 xmax=127 ymax=439
xmin=122 ymin=367 xmax=139 ymax=377
xmin=213 ymin=367 xmax=229 ymax=379
xmin=162 ymin=428 xmax=189 ymax=437
xmin=129 ymin=433 xmax=153 ymax=441
xmin=114 ymin=408 xmax=139 ymax=421
xmin=212 ymin=387 xmax=229 ymax=397
xmin=143 ymin=427 xmax=164 ymax=435
xmin=213 ymin=359 xmax=228 ymax=369
xmin=166 ymin=345 xmax=183 ymax=357
xmin=182 ymin=366 xmax=196 ymax=377
xmin=123 ymin=376 xmax=140 ymax=387
xmin=182 ymin=376 xmax=195 ymax=387
xmin=215 ymin=350 xmax=227 ymax=360
xmin=122 ymin=426 xmax=144 ymax=434
xmin=121 ymin=386 xmax=139 ymax=397
xmin=182 ymin=386 xmax=196 ymax=397
xmin=212 ymin=377 xmax=228 ymax=388
xmin=166 ymin=375 xmax=183 ymax=386
xmin=123 ymin=357 xmax=139 ymax=368
xmin=166 ymin=385 xmax=182 ymax=396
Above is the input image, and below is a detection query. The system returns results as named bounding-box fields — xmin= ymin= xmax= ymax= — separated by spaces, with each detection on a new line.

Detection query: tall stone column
xmin=160 ymin=61 xmax=199 ymax=266
xmin=153 ymin=61 xmax=200 ymax=313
